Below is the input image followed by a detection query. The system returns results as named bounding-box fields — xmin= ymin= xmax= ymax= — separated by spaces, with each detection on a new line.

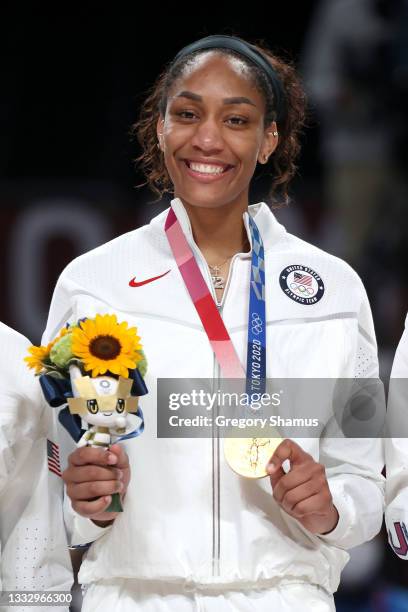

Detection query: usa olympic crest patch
xmin=279 ymin=265 xmax=325 ymax=305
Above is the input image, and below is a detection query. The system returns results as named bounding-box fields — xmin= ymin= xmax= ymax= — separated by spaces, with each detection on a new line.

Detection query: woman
xmin=0 ymin=322 xmax=73 ymax=608
xmin=42 ymin=35 xmax=384 ymax=611
xmin=386 ymin=314 xmax=408 ymax=559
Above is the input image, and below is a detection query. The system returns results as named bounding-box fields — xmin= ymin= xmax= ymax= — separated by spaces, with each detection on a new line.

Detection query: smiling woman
xmin=134 ymin=36 xmax=305 ymax=209
xmin=159 ymin=64 xmax=274 ymax=208
xmin=42 ymin=34 xmax=384 ymax=612
xmin=132 ymin=35 xmax=305 ymax=304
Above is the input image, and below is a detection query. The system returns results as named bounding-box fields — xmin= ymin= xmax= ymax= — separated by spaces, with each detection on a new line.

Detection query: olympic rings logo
xmin=290 ymin=282 xmax=314 ymax=296
xmin=251 ymin=312 xmax=263 ymax=335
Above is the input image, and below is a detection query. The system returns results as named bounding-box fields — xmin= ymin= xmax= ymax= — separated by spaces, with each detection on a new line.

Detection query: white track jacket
xmin=42 ymin=198 xmax=384 ymax=595
xmin=0 ymin=323 xmax=73 ymax=608
xmin=385 ymin=315 xmax=408 ymax=558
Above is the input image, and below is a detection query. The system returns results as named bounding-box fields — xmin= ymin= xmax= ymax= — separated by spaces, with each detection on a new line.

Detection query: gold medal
xmin=224 ymin=433 xmax=282 ymax=478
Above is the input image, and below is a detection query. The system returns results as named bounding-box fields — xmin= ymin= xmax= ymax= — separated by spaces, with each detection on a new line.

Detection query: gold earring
xmin=268 ymin=131 xmax=278 ymax=137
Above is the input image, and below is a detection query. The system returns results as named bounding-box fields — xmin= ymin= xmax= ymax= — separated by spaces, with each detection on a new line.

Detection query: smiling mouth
xmin=102 ymin=412 xmax=113 ymax=416
xmin=184 ymin=160 xmax=233 ymax=174
xmin=183 ymin=160 xmax=234 ymax=182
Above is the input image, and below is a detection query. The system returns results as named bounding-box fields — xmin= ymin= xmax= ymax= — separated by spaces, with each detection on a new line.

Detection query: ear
xmin=128 ymin=368 xmax=148 ymax=397
xmin=257 ymin=121 xmax=279 ymax=165
xmin=156 ymin=116 xmax=165 ymax=151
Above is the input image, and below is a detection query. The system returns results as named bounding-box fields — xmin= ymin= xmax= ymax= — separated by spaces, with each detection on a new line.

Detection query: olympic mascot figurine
xmin=25 ymin=314 xmax=148 ymax=512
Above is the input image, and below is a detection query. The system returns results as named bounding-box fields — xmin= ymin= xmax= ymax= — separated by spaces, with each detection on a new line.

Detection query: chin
xmin=178 ymin=188 xmax=243 ymax=210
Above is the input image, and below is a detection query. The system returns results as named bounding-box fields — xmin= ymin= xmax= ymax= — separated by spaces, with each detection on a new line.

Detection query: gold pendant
xmin=224 ymin=433 xmax=282 ymax=478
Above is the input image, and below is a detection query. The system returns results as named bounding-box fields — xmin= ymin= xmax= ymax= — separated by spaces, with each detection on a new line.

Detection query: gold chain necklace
xmin=208 ymin=238 xmax=250 ymax=290
xmin=208 ymin=256 xmax=233 ymax=290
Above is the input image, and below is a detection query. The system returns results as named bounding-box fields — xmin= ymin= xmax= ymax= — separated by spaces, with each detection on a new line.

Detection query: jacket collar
xmin=168 ymin=197 xmax=286 ymax=256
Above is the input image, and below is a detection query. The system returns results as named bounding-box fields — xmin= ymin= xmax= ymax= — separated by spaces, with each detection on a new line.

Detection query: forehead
xmin=169 ymin=51 xmax=262 ymax=103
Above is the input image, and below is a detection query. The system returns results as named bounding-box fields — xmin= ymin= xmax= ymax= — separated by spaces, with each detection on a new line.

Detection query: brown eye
xmin=116 ymin=399 xmax=125 ymax=414
xmin=176 ymin=110 xmax=198 ymax=120
xmin=226 ymin=116 xmax=248 ymax=126
xmin=87 ymin=399 xmax=99 ymax=414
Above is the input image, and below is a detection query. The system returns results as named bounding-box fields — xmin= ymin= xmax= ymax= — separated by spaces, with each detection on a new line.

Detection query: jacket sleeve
xmin=317 ymin=279 xmax=385 ymax=549
xmin=0 ymin=328 xmax=73 ymax=593
xmin=0 ymin=332 xmax=41 ymax=496
xmin=43 ymin=269 xmax=113 ymax=546
xmin=41 ymin=269 xmax=78 ymax=345
xmin=385 ymin=315 xmax=408 ymax=558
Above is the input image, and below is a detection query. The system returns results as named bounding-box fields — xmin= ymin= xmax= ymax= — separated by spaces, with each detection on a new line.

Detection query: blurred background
xmin=1 ymin=1 xmax=407 ymax=610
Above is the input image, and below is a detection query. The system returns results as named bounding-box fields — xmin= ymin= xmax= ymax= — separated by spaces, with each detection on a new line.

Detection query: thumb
xmin=268 ymin=438 xmax=309 ymax=470
xmin=265 ymin=439 xmax=287 ymax=487
xmin=108 ymin=443 xmax=129 ymax=469
xmin=266 ymin=439 xmax=308 ymax=488
xmin=267 ymin=462 xmax=285 ymax=489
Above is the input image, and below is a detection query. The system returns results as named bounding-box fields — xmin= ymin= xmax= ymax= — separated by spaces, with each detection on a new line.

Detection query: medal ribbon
xmin=165 ymin=207 xmax=266 ymax=394
xmin=245 ymin=215 xmax=266 ymax=399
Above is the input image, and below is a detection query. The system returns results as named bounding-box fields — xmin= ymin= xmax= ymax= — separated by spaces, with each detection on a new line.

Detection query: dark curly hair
xmin=130 ymin=38 xmax=306 ymax=206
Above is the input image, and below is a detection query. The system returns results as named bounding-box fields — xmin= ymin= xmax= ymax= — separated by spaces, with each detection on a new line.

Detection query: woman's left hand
xmin=266 ymin=439 xmax=339 ymax=535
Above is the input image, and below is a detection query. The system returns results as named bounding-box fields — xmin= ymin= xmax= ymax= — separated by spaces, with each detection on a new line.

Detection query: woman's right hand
xmin=62 ymin=443 xmax=130 ymax=525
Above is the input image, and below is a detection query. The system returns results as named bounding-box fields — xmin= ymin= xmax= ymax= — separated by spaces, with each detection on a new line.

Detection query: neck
xmin=181 ymin=199 xmax=250 ymax=262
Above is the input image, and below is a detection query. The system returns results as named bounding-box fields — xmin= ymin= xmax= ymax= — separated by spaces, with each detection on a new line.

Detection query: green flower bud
xmin=137 ymin=350 xmax=148 ymax=378
xmin=50 ymin=333 xmax=73 ymax=368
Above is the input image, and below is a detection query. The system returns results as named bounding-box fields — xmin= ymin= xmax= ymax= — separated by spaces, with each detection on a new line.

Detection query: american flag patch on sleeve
xmin=47 ymin=439 xmax=62 ymax=477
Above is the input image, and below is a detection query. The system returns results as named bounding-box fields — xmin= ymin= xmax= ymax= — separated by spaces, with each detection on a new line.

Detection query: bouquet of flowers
xmin=25 ymin=314 xmax=148 ymax=512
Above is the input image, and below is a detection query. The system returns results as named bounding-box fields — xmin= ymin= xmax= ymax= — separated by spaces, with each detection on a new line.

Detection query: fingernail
xmin=117 ymin=469 xmax=124 ymax=480
xmin=266 ymin=463 xmax=276 ymax=475
xmin=108 ymin=454 xmax=117 ymax=464
xmin=117 ymin=481 xmax=124 ymax=492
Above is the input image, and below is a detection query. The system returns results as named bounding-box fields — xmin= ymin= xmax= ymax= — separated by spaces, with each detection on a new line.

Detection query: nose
xmin=190 ymin=117 xmax=224 ymax=153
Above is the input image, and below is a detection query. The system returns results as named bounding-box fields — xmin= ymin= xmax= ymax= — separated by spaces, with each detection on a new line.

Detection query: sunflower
xmin=24 ymin=326 xmax=70 ymax=374
xmin=24 ymin=342 xmax=54 ymax=374
xmin=71 ymin=314 xmax=142 ymax=378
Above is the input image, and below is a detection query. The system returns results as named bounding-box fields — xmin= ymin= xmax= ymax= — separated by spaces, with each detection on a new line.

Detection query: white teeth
xmin=189 ymin=162 xmax=226 ymax=175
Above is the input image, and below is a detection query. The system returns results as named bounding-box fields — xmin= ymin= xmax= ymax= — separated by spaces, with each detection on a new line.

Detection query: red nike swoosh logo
xmin=129 ymin=270 xmax=171 ymax=287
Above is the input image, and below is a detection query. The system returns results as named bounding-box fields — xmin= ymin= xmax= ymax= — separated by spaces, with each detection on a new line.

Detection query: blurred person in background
xmin=0 ymin=322 xmax=73 ymax=610
xmin=302 ymin=0 xmax=406 ymax=269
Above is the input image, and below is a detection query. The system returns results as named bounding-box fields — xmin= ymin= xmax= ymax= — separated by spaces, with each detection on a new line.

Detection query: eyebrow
xmin=175 ymin=91 xmax=257 ymax=107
